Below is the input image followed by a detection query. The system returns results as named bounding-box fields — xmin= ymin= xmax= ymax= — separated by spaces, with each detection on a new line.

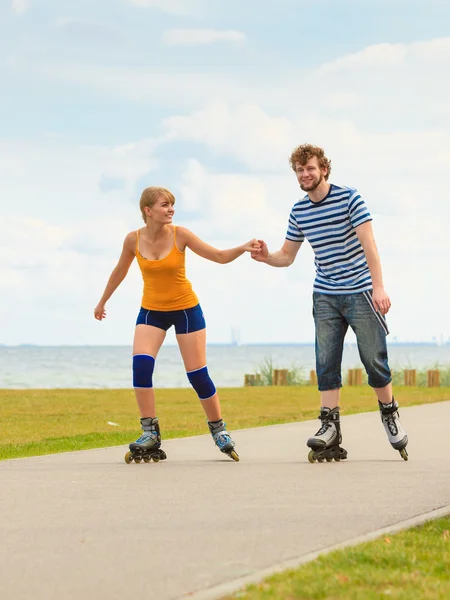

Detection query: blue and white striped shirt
xmin=286 ymin=184 xmax=373 ymax=294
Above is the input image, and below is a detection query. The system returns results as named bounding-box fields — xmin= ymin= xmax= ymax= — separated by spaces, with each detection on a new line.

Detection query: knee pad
xmin=133 ymin=354 xmax=155 ymax=388
xmin=187 ymin=366 xmax=216 ymax=400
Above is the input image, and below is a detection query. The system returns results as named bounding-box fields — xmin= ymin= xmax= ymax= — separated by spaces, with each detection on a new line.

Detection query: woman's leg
xmin=176 ymin=328 xmax=222 ymax=421
xmin=133 ymin=324 xmax=166 ymax=417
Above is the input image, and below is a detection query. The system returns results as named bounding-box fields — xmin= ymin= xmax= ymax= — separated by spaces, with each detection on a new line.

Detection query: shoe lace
xmin=136 ymin=432 xmax=156 ymax=444
xmin=384 ymin=413 xmax=398 ymax=436
xmin=315 ymin=420 xmax=331 ymax=436
xmin=214 ymin=432 xmax=231 ymax=447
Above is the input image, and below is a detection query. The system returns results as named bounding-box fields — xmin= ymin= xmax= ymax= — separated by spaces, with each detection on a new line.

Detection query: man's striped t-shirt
xmin=286 ymin=184 xmax=373 ymax=294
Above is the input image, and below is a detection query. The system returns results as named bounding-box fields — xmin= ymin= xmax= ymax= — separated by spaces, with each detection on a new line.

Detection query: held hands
xmin=94 ymin=304 xmax=107 ymax=321
xmin=242 ymin=238 xmax=262 ymax=253
xmin=251 ymin=239 xmax=269 ymax=262
xmin=372 ymin=286 xmax=391 ymax=315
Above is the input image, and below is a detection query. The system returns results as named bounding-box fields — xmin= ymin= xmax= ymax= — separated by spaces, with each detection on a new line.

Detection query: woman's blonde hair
xmin=139 ymin=187 xmax=175 ymax=222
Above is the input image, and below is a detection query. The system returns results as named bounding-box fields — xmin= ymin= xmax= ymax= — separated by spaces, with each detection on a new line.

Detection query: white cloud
xmin=164 ymin=102 xmax=293 ymax=171
xmin=162 ymin=28 xmax=246 ymax=46
xmin=12 ymin=0 xmax=29 ymax=14
xmin=319 ymin=42 xmax=408 ymax=74
xmin=128 ymin=0 xmax=205 ymax=15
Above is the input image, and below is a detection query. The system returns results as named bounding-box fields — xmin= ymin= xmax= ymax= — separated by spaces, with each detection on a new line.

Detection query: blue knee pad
xmin=133 ymin=354 xmax=155 ymax=388
xmin=187 ymin=366 xmax=216 ymax=400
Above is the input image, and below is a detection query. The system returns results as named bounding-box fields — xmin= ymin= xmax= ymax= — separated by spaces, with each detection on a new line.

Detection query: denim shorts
xmin=136 ymin=304 xmax=206 ymax=334
xmin=313 ymin=291 xmax=392 ymax=391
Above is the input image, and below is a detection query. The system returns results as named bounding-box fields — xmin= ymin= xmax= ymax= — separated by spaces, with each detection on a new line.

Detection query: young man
xmin=251 ymin=144 xmax=408 ymax=462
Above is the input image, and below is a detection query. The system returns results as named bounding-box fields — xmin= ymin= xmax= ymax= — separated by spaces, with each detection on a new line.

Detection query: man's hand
xmin=251 ymin=239 xmax=269 ymax=262
xmin=372 ymin=286 xmax=391 ymax=315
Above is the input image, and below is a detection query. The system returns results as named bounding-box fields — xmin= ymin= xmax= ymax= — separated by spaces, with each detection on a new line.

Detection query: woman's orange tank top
xmin=135 ymin=226 xmax=199 ymax=311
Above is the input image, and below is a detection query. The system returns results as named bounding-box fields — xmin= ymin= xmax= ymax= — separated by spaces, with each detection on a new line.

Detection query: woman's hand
xmin=94 ymin=304 xmax=107 ymax=321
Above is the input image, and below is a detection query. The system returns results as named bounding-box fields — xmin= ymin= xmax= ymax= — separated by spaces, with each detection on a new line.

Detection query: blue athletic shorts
xmin=136 ymin=304 xmax=206 ymax=334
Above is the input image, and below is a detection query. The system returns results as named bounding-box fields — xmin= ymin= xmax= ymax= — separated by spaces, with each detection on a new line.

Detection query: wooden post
xmin=244 ymin=374 xmax=255 ymax=386
xmin=273 ymin=369 xmax=289 ymax=385
xmin=427 ymin=369 xmax=440 ymax=387
xmin=348 ymin=369 xmax=354 ymax=386
xmin=404 ymin=369 xmax=417 ymax=386
xmin=348 ymin=368 xmax=363 ymax=385
xmin=309 ymin=370 xmax=317 ymax=386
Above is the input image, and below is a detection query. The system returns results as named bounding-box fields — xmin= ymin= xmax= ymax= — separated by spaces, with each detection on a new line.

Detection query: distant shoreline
xmin=1 ymin=342 xmax=449 ymax=349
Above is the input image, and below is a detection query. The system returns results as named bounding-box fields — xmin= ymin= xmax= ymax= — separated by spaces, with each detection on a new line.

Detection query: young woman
xmin=94 ymin=186 xmax=259 ymax=463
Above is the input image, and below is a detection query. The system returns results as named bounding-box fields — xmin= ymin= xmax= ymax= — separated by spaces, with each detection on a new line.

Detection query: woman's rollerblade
xmin=306 ymin=407 xmax=347 ymax=463
xmin=379 ymin=399 xmax=408 ymax=461
xmin=208 ymin=419 xmax=239 ymax=461
xmin=125 ymin=416 xmax=167 ymax=464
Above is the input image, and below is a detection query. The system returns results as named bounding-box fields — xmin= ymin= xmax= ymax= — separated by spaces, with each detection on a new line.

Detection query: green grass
xmin=226 ymin=517 xmax=450 ymax=600
xmin=1 ymin=386 xmax=449 ymax=460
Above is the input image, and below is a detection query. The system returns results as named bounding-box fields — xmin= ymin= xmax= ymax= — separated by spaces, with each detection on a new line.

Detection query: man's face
xmin=295 ymin=157 xmax=327 ymax=192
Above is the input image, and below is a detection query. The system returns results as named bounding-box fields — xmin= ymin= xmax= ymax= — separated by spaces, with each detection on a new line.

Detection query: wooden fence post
xmin=244 ymin=374 xmax=255 ymax=386
xmin=348 ymin=368 xmax=363 ymax=385
xmin=404 ymin=369 xmax=417 ymax=386
xmin=309 ymin=370 xmax=317 ymax=386
xmin=273 ymin=369 xmax=289 ymax=386
xmin=427 ymin=369 xmax=440 ymax=387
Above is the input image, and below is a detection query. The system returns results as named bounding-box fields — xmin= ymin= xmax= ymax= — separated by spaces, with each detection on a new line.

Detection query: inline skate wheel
xmin=229 ymin=450 xmax=240 ymax=462
xmin=326 ymin=457 xmax=333 ymax=462
xmin=124 ymin=451 xmax=133 ymax=464
xmin=308 ymin=450 xmax=316 ymax=463
xmin=134 ymin=456 xmax=142 ymax=463
xmin=143 ymin=456 xmax=151 ymax=463
xmin=317 ymin=457 xmax=324 ymax=463
xmin=400 ymin=448 xmax=408 ymax=461
xmin=152 ymin=455 xmax=160 ymax=463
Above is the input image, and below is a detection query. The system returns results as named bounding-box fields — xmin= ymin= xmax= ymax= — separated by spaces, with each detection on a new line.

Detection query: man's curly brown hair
xmin=289 ymin=144 xmax=331 ymax=180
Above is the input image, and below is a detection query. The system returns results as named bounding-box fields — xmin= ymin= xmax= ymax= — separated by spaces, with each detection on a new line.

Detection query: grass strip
xmin=1 ymin=386 xmax=448 ymax=460
xmin=225 ymin=516 xmax=450 ymax=600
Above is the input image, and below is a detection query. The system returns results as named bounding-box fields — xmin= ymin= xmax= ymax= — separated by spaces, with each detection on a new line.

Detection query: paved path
xmin=1 ymin=402 xmax=449 ymax=600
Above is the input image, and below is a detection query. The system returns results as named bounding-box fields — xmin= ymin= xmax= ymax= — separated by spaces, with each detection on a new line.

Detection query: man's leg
xmin=346 ymin=292 xmax=408 ymax=456
xmin=313 ymin=293 xmax=348 ymax=406
xmin=307 ymin=293 xmax=349 ymax=461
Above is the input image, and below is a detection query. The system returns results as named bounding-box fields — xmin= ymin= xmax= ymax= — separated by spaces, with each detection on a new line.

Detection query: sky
xmin=1 ymin=0 xmax=449 ymax=346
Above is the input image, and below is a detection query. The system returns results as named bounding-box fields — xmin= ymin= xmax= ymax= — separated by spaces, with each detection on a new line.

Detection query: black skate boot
xmin=207 ymin=419 xmax=239 ymax=462
xmin=306 ymin=407 xmax=347 ymax=463
xmin=379 ymin=399 xmax=408 ymax=461
xmin=125 ymin=416 xmax=167 ymax=464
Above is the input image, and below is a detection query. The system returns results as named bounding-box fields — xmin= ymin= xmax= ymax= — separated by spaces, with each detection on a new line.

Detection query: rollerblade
xmin=306 ymin=407 xmax=347 ymax=463
xmin=124 ymin=416 xmax=167 ymax=464
xmin=379 ymin=399 xmax=408 ymax=461
xmin=208 ymin=419 xmax=239 ymax=462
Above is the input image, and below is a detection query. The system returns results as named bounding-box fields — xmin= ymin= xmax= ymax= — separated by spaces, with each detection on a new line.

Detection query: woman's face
xmin=146 ymin=195 xmax=175 ymax=223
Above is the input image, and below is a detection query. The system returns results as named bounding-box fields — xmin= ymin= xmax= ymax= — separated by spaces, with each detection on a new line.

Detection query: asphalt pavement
xmin=1 ymin=401 xmax=449 ymax=600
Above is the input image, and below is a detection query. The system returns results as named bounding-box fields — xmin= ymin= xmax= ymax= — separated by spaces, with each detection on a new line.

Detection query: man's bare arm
xmin=251 ymin=239 xmax=302 ymax=267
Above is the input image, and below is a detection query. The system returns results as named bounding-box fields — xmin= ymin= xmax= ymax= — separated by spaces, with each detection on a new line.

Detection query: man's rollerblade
xmin=379 ymin=399 xmax=408 ymax=461
xmin=208 ymin=419 xmax=239 ymax=462
xmin=124 ymin=416 xmax=167 ymax=464
xmin=306 ymin=407 xmax=347 ymax=463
